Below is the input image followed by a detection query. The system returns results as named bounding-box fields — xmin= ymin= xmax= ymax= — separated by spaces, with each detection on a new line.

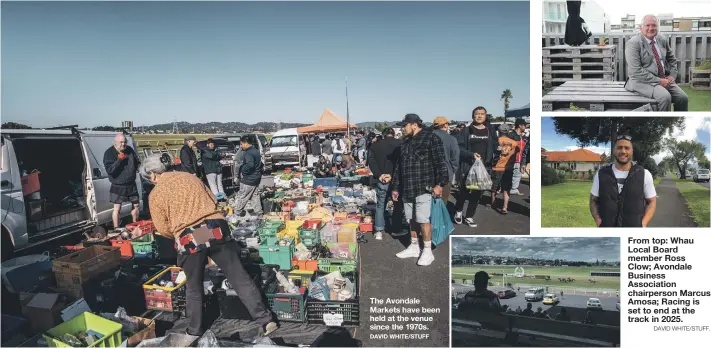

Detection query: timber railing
xmin=542 ymin=32 xmax=711 ymax=84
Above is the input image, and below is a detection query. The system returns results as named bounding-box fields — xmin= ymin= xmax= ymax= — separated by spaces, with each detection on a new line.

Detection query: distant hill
xmin=140 ymin=121 xmax=309 ymax=133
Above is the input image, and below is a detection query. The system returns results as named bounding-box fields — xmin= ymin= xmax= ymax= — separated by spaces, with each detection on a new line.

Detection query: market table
xmin=542 ymin=81 xmax=657 ymax=111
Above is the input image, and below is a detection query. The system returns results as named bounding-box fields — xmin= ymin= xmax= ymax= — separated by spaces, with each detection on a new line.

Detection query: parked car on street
xmin=497 ymin=290 xmax=517 ymax=299
xmin=693 ymin=169 xmax=710 ymax=182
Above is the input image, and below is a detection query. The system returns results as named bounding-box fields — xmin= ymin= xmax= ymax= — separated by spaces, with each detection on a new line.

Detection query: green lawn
xmin=452 ymin=266 xmax=620 ymax=289
xmin=673 ymin=178 xmax=710 ymax=227
xmin=542 ymin=182 xmax=595 ymax=227
xmin=653 ymin=176 xmax=663 ymax=185
xmin=682 ymin=86 xmax=711 ymax=112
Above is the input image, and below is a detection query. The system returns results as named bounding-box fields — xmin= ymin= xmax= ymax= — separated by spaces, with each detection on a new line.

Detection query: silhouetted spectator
xmin=555 ymin=307 xmax=571 ymax=322
xmin=583 ymin=310 xmax=595 ymax=325
xmin=521 ymin=303 xmax=534 ymax=316
xmin=458 ymin=271 xmax=502 ymax=313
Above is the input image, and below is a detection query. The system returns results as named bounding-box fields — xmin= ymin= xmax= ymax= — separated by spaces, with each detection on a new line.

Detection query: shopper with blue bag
xmin=431 ymin=197 xmax=455 ymax=246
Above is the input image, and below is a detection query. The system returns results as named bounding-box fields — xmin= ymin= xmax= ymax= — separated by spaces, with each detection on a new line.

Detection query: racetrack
xmin=451 ymin=265 xmax=620 ymax=290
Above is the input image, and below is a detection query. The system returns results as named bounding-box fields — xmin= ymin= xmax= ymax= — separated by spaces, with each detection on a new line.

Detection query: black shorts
xmin=110 ymin=193 xmax=140 ymax=205
xmin=491 ymin=170 xmax=514 ymax=192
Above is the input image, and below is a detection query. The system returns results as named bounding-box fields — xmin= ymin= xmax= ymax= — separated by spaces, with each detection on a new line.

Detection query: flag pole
xmin=346 ymin=76 xmax=350 ymax=152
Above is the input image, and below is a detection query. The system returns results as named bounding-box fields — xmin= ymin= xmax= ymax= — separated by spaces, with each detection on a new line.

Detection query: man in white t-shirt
xmin=589 ymin=134 xmax=657 ymax=227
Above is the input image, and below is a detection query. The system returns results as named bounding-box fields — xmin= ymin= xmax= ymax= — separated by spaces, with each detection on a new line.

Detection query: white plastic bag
xmin=465 ymin=158 xmax=492 ymax=191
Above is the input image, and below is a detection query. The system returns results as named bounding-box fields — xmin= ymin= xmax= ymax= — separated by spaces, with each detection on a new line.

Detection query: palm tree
xmin=500 ymin=89 xmax=513 ymax=114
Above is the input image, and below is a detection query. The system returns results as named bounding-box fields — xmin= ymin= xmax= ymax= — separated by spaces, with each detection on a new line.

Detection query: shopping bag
xmin=431 ymin=198 xmax=454 ymax=246
xmin=465 ymin=158 xmax=493 ymax=191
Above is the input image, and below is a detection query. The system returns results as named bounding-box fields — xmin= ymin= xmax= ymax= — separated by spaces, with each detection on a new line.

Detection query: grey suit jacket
xmin=624 ymin=33 xmax=678 ymax=97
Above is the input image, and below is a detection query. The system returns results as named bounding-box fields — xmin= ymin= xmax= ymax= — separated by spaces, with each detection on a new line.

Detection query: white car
xmin=587 ymin=298 xmax=603 ymax=310
xmin=693 ymin=169 xmax=710 ymax=183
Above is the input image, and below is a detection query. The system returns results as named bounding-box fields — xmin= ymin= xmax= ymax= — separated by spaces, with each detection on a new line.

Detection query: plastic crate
xmin=131 ymin=233 xmax=156 ymax=259
xmin=266 ymin=290 xmax=307 ymax=323
xmin=302 ymin=219 xmax=324 ymax=230
xmin=53 ymin=246 xmax=121 ymax=290
xmin=292 ymin=260 xmax=318 ymax=272
xmin=257 ymin=221 xmax=284 ymax=238
xmin=298 ymin=229 xmax=320 ymax=248
xmin=306 ymin=297 xmax=360 ymax=327
xmin=313 ymin=177 xmax=338 ymax=188
xmin=110 ymin=239 xmax=134 ymax=258
xmin=43 ymin=312 xmax=122 ymax=347
xmin=143 ymin=267 xmax=187 ymax=312
xmin=126 ymin=220 xmax=156 ymax=236
xmin=259 ymin=238 xmax=295 ymax=270
xmin=358 ymin=223 xmax=373 ymax=232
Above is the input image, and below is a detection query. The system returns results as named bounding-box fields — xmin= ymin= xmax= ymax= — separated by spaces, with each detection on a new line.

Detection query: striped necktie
xmin=650 ymin=40 xmax=665 ymax=78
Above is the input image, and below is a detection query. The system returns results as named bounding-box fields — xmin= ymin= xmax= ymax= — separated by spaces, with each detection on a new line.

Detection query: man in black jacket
xmin=590 ymin=133 xmax=657 ymax=227
xmin=234 ymin=137 xmax=264 ymax=214
xmin=103 ymin=133 xmax=141 ymax=229
xmin=179 ymin=136 xmax=199 ymax=176
xmin=367 ymin=128 xmax=402 ymax=240
xmin=454 ymin=107 xmax=497 ymax=228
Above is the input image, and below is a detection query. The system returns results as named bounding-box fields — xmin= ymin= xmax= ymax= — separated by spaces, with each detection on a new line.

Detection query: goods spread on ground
xmin=1 ymin=167 xmax=375 ymax=347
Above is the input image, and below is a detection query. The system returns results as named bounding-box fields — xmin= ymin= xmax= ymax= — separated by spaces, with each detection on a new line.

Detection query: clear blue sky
xmin=1 ymin=1 xmax=530 ymax=128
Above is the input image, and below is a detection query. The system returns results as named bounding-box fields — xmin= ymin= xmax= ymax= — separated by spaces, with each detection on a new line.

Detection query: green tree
xmin=500 ymin=89 xmax=513 ymax=113
xmin=552 ymin=117 xmax=683 ymax=162
xmin=374 ymin=123 xmax=389 ymax=132
xmin=697 ymin=156 xmax=710 ymax=170
xmin=666 ymin=139 xmax=707 ymax=179
xmin=92 ymin=126 xmax=118 ymax=131
xmin=1 ymin=122 xmax=32 ymax=129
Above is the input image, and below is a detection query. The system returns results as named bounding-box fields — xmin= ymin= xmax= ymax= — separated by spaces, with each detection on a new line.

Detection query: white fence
xmin=542 ymin=32 xmax=711 ymax=84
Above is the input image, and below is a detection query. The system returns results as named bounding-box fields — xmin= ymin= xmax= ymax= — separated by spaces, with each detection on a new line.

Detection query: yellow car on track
xmin=543 ymin=294 xmax=560 ymax=305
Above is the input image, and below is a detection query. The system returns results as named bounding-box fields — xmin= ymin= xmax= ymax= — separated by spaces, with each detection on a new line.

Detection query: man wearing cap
xmin=391 ymin=114 xmax=449 ymax=266
xmin=458 ymin=271 xmax=502 ymax=313
xmin=432 ymin=117 xmax=460 ymax=204
xmin=491 ymin=124 xmax=519 ymax=214
xmin=103 ymin=133 xmax=141 ymax=229
xmin=368 ymin=127 xmax=402 ymax=240
xmin=179 ymin=136 xmax=199 ymax=176
xmin=508 ymin=119 xmax=528 ymax=196
xmin=590 ymin=132 xmax=657 ymax=227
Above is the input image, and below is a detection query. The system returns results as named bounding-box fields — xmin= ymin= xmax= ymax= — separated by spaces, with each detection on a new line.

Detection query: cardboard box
xmin=19 ymin=292 xmax=67 ymax=333
xmin=337 ymin=228 xmax=357 ymax=243
xmin=126 ymin=317 xmax=156 ymax=346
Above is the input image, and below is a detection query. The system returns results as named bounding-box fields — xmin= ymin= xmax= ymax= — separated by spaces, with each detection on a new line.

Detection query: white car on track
xmin=587 ymin=298 xmax=603 ymax=310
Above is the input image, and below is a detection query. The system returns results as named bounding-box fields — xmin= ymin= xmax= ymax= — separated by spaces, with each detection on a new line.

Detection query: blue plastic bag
xmin=431 ymin=198 xmax=454 ymax=246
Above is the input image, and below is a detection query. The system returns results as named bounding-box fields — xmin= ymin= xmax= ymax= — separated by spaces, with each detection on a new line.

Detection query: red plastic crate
xmin=126 ymin=220 xmax=156 ymax=236
xmin=302 ymin=219 xmax=324 ymax=230
xmin=111 ymin=239 xmax=134 ymax=258
xmin=359 ymin=223 xmax=373 ymax=232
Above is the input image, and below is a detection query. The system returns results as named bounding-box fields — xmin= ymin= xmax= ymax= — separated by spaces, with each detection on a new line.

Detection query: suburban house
xmin=542 ymin=148 xmax=603 ymax=172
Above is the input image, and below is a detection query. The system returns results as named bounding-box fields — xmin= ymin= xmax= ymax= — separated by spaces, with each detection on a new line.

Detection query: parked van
xmin=222 ymin=133 xmax=273 ymax=173
xmin=268 ymin=128 xmax=304 ymax=168
xmin=525 ymin=287 xmax=545 ymax=301
xmin=1 ymin=129 xmax=143 ymax=259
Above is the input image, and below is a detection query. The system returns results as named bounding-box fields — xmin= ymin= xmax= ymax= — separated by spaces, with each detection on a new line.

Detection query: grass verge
xmin=673 ymin=179 xmax=710 ymax=227
xmin=451 ymin=266 xmax=620 ymax=289
xmin=681 ymin=86 xmax=711 ymax=112
xmin=542 ymin=182 xmax=595 ymax=227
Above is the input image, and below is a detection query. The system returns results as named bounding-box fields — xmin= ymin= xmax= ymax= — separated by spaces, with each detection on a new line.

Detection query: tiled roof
xmin=542 ymin=148 xmax=602 ymax=162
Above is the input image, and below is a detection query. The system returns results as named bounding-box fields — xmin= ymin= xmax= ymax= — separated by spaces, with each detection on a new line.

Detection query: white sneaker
xmin=396 ymin=244 xmax=421 ymax=258
xmin=465 ymin=218 xmax=478 ymax=228
xmin=374 ymin=231 xmax=383 ymax=240
xmin=417 ymin=249 xmax=435 ymax=266
xmin=454 ymin=212 xmax=463 ymax=224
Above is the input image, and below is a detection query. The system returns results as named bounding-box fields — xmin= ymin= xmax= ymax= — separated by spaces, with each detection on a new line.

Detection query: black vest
xmin=597 ymin=164 xmax=646 ymax=227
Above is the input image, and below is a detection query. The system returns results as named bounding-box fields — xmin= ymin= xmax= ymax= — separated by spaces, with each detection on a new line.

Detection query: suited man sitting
xmin=624 ymin=15 xmax=688 ymax=112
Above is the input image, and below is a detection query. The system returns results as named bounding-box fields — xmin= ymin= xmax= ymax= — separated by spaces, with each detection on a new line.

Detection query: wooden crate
xmin=542 ymin=81 xmax=657 ymax=111
xmin=543 ymin=45 xmax=617 ymax=88
xmin=52 ymin=246 xmax=121 ymax=288
xmin=690 ymin=68 xmax=711 ymax=90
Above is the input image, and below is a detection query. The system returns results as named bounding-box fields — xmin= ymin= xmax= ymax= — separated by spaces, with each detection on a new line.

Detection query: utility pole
xmin=346 ymin=76 xmax=350 ymax=152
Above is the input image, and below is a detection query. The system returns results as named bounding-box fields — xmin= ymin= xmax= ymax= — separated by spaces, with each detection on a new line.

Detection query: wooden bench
xmin=542 ymin=81 xmax=657 ymax=111
xmin=452 ymin=309 xmax=620 ymax=347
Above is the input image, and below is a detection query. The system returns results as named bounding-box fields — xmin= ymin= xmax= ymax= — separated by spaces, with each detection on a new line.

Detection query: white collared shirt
xmin=646 ymin=37 xmax=665 ymax=69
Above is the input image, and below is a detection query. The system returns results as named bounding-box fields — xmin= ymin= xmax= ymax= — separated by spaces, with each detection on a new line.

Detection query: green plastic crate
xmin=317 ymin=242 xmax=358 ymax=273
xmin=259 ymin=238 xmax=295 ymax=270
xmin=44 ymin=312 xmax=122 ymax=347
xmin=258 ymin=221 xmax=285 ymax=238
xmin=131 ymin=233 xmax=155 ymax=254
xmin=299 ymin=229 xmax=320 ymax=248
xmin=267 ymin=291 xmax=306 ymax=323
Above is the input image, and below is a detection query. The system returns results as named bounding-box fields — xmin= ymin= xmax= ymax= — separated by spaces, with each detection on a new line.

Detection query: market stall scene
xmin=1 ymin=104 xmax=529 ymax=347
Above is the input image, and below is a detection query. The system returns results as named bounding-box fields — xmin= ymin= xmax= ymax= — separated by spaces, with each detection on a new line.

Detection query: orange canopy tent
xmin=297 ymin=108 xmax=358 ymax=134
